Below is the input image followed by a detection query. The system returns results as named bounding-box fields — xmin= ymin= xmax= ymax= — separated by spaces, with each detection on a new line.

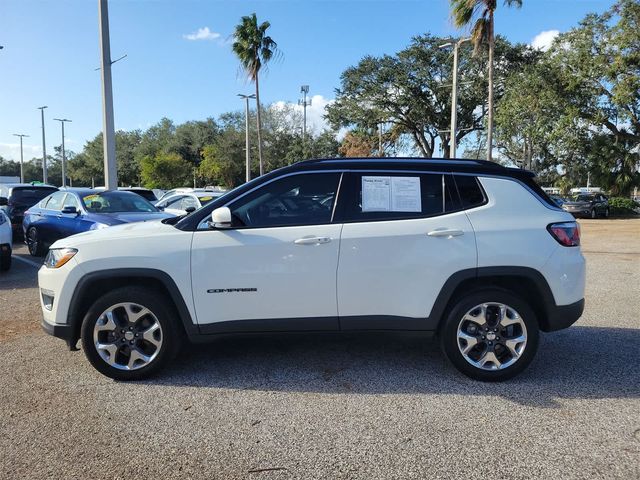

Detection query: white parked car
xmin=39 ymin=158 xmax=585 ymax=381
xmin=156 ymin=191 xmax=226 ymax=216
xmin=0 ymin=209 xmax=12 ymax=271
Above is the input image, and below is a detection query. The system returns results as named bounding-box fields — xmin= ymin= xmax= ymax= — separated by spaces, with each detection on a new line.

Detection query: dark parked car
xmin=0 ymin=183 xmax=59 ymax=237
xmin=562 ymin=193 xmax=609 ymax=218
xmin=22 ymin=189 xmax=173 ymax=256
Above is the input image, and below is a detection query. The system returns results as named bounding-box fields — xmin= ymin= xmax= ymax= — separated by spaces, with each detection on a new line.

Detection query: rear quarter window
xmin=453 ymin=175 xmax=486 ymax=209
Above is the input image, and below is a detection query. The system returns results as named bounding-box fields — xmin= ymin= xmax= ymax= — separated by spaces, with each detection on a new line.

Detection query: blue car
xmin=22 ymin=188 xmax=173 ymax=256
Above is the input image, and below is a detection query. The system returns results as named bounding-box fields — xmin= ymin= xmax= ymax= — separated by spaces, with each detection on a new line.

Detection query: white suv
xmin=39 ymin=158 xmax=585 ymax=381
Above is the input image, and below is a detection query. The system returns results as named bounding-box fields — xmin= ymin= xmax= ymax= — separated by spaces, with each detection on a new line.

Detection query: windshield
xmin=82 ymin=192 xmax=159 ymax=213
xmin=12 ymin=187 xmax=57 ymax=205
xmin=571 ymin=194 xmax=594 ymax=202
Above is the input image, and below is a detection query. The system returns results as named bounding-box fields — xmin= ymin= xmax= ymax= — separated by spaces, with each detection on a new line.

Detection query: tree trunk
xmin=255 ymin=73 xmax=264 ymax=176
xmin=486 ymin=11 xmax=495 ymax=162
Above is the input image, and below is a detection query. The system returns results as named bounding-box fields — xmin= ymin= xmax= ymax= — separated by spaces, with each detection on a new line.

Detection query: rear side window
xmin=342 ymin=173 xmax=459 ymax=222
xmin=11 ymin=187 xmax=58 ymax=206
xmin=453 ymin=175 xmax=485 ymax=209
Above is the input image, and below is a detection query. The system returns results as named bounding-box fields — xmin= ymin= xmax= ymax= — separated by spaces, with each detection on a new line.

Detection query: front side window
xmin=342 ymin=172 xmax=458 ymax=222
xmin=63 ymin=194 xmax=80 ymax=210
xmin=229 ymin=173 xmax=341 ymax=228
xmin=44 ymin=192 xmax=66 ymax=211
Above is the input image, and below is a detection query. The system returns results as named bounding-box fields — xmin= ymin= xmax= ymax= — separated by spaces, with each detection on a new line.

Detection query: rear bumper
xmin=543 ymin=298 xmax=585 ymax=332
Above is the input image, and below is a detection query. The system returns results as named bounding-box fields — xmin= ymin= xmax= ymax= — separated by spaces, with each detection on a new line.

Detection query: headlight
xmin=44 ymin=248 xmax=78 ymax=269
xmin=90 ymin=222 xmax=110 ymax=230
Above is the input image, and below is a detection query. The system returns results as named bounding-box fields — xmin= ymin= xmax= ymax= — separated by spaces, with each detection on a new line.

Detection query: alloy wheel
xmin=27 ymin=228 xmax=39 ymax=256
xmin=456 ymin=302 xmax=528 ymax=371
xmin=92 ymin=302 xmax=163 ymax=371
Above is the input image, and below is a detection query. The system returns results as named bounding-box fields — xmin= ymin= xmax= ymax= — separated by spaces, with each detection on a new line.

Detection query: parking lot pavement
xmin=1 ymin=220 xmax=639 ymax=479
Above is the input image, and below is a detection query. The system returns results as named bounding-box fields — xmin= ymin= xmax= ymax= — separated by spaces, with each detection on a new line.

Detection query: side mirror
xmin=0 ymin=197 xmax=7 ymax=206
xmin=211 ymin=207 xmax=232 ymax=229
xmin=185 ymin=206 xmax=196 ymax=214
xmin=61 ymin=206 xmax=78 ymax=215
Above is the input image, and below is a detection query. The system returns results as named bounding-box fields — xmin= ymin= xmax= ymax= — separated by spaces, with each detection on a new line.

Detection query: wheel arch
xmin=67 ymin=268 xmax=198 ymax=349
xmin=431 ymin=267 xmax=558 ymax=332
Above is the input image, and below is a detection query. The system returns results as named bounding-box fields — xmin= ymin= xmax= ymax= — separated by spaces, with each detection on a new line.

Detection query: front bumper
xmin=41 ymin=318 xmax=78 ymax=350
xmin=543 ymin=298 xmax=585 ymax=332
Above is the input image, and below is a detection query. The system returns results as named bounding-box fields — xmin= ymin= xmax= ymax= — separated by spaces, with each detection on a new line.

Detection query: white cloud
xmin=531 ymin=30 xmax=560 ymax=51
xmin=183 ymin=27 xmax=221 ymax=41
xmin=0 ymin=142 xmax=42 ymax=162
xmin=271 ymin=95 xmax=335 ymax=135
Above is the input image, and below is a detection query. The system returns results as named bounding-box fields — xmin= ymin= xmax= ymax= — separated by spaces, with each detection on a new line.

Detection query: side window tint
xmin=63 ymin=194 xmax=80 ymax=210
xmin=344 ymin=173 xmax=445 ymax=222
xmin=166 ymin=196 xmax=185 ymax=208
xmin=444 ymin=174 xmax=460 ymax=212
xmin=230 ymin=173 xmax=340 ymax=228
xmin=454 ymin=175 xmax=485 ymax=208
xmin=44 ymin=192 xmax=66 ymax=211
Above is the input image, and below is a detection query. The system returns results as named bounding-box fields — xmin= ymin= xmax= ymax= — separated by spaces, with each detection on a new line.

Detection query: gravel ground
xmin=0 ymin=220 xmax=639 ymax=479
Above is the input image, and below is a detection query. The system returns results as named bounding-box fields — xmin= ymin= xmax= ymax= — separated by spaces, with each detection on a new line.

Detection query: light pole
xmin=12 ymin=134 xmax=29 ymax=183
xmin=439 ymin=38 xmax=470 ymax=159
xmin=37 ymin=106 xmax=48 ymax=183
xmin=54 ymin=118 xmax=72 ymax=187
xmin=298 ymin=85 xmax=312 ymax=154
xmin=99 ymin=0 xmax=118 ymax=190
xmin=238 ymin=93 xmax=256 ymax=183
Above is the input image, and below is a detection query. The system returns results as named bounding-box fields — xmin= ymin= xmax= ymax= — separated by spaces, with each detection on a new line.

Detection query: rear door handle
xmin=427 ymin=228 xmax=464 ymax=238
xmin=294 ymin=236 xmax=332 ymax=245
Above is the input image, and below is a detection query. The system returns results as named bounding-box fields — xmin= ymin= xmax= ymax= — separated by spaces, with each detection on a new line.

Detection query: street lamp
xmin=54 ymin=118 xmax=72 ymax=187
xmin=12 ymin=134 xmax=29 ymax=183
xmin=37 ymin=106 xmax=48 ymax=183
xmin=238 ymin=93 xmax=256 ymax=183
xmin=439 ymin=38 xmax=471 ymax=159
xmin=298 ymin=85 xmax=312 ymax=155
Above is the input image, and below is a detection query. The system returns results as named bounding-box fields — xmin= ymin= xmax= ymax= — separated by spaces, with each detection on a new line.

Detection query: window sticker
xmin=361 ymin=176 xmax=421 ymax=212
xmin=362 ymin=176 xmax=391 ymax=211
xmin=390 ymin=177 xmax=421 ymax=212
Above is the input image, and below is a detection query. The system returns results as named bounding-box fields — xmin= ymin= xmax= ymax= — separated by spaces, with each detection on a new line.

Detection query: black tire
xmin=439 ymin=288 xmax=539 ymax=382
xmin=590 ymin=208 xmax=597 ymax=219
xmin=26 ymin=227 xmax=44 ymax=257
xmin=604 ymin=207 xmax=610 ymax=218
xmin=80 ymin=286 xmax=183 ymax=381
xmin=0 ymin=249 xmax=11 ymax=271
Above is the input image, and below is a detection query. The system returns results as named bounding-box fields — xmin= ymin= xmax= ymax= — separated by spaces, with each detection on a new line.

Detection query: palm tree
xmin=232 ymin=13 xmax=279 ymax=176
xmin=450 ymin=0 xmax=522 ymax=161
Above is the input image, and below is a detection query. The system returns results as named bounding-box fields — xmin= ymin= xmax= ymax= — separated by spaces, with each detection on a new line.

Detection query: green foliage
xmin=232 ymin=13 xmax=279 ymax=81
xmin=140 ymin=152 xmax=192 ymax=189
xmin=199 ymin=144 xmax=245 ymax=189
xmin=608 ymin=197 xmax=640 ymax=215
xmin=327 ymin=34 xmax=534 ymax=157
xmin=494 ymin=0 xmax=640 ymax=195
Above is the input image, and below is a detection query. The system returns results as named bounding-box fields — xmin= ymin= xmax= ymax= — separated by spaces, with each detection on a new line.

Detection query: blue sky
xmin=0 ymin=0 xmax=616 ymax=161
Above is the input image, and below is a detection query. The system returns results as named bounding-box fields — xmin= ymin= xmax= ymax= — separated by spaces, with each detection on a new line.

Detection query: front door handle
xmin=294 ymin=236 xmax=332 ymax=245
xmin=427 ymin=228 xmax=464 ymax=238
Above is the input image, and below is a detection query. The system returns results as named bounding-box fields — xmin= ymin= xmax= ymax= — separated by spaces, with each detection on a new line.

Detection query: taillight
xmin=548 ymin=222 xmax=580 ymax=247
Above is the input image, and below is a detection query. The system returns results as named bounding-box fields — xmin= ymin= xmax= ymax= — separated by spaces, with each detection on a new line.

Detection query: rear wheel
xmin=604 ymin=207 xmax=610 ymax=218
xmin=440 ymin=289 xmax=539 ymax=381
xmin=26 ymin=227 xmax=44 ymax=256
xmin=590 ymin=208 xmax=597 ymax=219
xmin=80 ymin=287 xmax=182 ymax=380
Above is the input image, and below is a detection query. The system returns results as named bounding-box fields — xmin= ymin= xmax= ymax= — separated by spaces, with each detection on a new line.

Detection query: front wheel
xmin=590 ymin=209 xmax=597 ymax=219
xmin=26 ymin=227 xmax=44 ymax=256
xmin=440 ymin=289 xmax=539 ymax=381
xmin=80 ymin=287 xmax=182 ymax=380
